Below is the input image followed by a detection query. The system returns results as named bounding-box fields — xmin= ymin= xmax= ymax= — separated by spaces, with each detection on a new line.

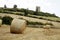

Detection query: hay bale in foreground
xmin=0 ymin=19 xmax=2 ymax=27
xmin=10 ymin=18 xmax=26 ymax=34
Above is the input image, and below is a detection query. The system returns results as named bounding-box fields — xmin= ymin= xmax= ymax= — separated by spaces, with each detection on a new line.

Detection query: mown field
xmin=0 ymin=13 xmax=60 ymax=28
xmin=28 ymin=14 xmax=60 ymax=22
xmin=0 ymin=25 xmax=60 ymax=40
xmin=0 ymin=13 xmax=60 ymax=40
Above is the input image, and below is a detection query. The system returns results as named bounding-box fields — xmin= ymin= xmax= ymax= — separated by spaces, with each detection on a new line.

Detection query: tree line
xmin=0 ymin=4 xmax=58 ymax=18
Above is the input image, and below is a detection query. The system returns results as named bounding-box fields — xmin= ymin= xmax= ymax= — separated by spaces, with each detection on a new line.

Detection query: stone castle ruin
xmin=36 ymin=6 xmax=40 ymax=12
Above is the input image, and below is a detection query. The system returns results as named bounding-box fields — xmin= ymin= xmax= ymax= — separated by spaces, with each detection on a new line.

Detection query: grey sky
xmin=0 ymin=0 xmax=60 ymax=17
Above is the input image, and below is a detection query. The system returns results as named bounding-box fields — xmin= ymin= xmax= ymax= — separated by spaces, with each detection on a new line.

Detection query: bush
xmin=39 ymin=17 xmax=43 ymax=19
xmin=44 ymin=22 xmax=53 ymax=26
xmin=27 ymin=15 xmax=38 ymax=18
xmin=2 ymin=16 xmax=13 ymax=25
xmin=26 ymin=21 xmax=44 ymax=25
xmin=0 ymin=16 xmax=2 ymax=19
xmin=56 ymin=20 xmax=60 ymax=22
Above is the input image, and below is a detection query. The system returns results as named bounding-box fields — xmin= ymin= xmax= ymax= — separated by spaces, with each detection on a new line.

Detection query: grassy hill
xmin=0 ymin=7 xmax=60 ymax=40
xmin=0 ymin=7 xmax=59 ymax=22
xmin=0 ymin=7 xmax=58 ymax=18
xmin=0 ymin=13 xmax=60 ymax=28
xmin=0 ymin=12 xmax=60 ymax=40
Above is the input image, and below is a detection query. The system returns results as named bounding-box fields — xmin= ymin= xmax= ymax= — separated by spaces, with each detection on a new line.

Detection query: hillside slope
xmin=0 ymin=13 xmax=60 ymax=28
xmin=0 ymin=25 xmax=60 ymax=40
xmin=0 ymin=13 xmax=60 ymax=40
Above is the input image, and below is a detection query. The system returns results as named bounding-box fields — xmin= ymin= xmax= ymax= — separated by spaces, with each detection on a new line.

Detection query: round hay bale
xmin=43 ymin=25 xmax=51 ymax=29
xmin=10 ymin=18 xmax=26 ymax=34
xmin=0 ymin=19 xmax=2 ymax=27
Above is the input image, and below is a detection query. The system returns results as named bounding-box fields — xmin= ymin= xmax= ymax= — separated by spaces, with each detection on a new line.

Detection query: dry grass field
xmin=0 ymin=13 xmax=60 ymax=28
xmin=0 ymin=25 xmax=60 ymax=40
xmin=0 ymin=13 xmax=60 ymax=40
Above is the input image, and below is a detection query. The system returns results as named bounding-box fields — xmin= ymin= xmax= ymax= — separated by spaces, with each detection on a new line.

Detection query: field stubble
xmin=0 ymin=25 xmax=60 ymax=40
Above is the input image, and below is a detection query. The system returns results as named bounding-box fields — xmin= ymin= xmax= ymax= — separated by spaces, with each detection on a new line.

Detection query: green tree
xmin=13 ymin=4 xmax=17 ymax=12
xmin=13 ymin=4 xmax=17 ymax=8
xmin=24 ymin=9 xmax=28 ymax=16
xmin=2 ymin=16 xmax=13 ymax=25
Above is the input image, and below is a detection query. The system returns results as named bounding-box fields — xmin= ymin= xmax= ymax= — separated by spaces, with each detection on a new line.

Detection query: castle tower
xmin=36 ymin=6 xmax=40 ymax=12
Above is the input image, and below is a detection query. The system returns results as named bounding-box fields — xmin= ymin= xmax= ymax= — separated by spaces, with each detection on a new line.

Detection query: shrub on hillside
xmin=2 ymin=16 xmax=13 ymax=25
xmin=44 ymin=21 xmax=53 ymax=26
xmin=39 ymin=17 xmax=43 ymax=19
xmin=26 ymin=21 xmax=44 ymax=25
xmin=56 ymin=20 xmax=60 ymax=22
xmin=27 ymin=15 xmax=38 ymax=18
xmin=0 ymin=16 xmax=2 ymax=19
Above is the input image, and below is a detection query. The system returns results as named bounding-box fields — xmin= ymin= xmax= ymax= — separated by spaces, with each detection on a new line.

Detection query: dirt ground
xmin=0 ymin=25 xmax=60 ymax=40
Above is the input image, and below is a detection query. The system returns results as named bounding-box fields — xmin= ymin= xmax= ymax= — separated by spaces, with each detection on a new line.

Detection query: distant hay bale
xmin=0 ymin=19 xmax=2 ymax=27
xmin=43 ymin=25 xmax=51 ymax=29
xmin=10 ymin=18 xmax=26 ymax=34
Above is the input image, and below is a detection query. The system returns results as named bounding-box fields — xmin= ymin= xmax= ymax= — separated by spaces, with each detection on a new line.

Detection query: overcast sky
xmin=0 ymin=0 xmax=60 ymax=17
